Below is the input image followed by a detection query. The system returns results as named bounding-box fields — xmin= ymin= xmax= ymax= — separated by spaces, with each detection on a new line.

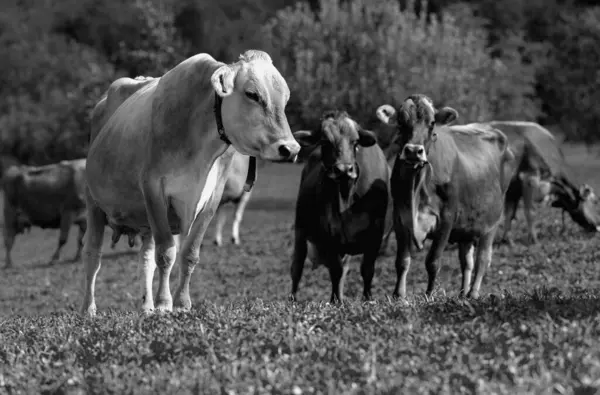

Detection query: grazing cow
xmin=290 ymin=110 xmax=390 ymax=303
xmin=213 ymin=152 xmax=257 ymax=246
xmin=2 ymin=159 xmax=87 ymax=268
xmin=485 ymin=121 xmax=600 ymax=245
xmin=81 ymin=50 xmax=300 ymax=316
xmin=376 ymin=94 xmax=514 ymax=299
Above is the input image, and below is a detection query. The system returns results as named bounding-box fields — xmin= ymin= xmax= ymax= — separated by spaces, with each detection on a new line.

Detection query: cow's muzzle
xmin=331 ymin=163 xmax=358 ymax=180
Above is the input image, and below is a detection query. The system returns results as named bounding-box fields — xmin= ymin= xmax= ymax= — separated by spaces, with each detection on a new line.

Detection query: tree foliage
xmin=262 ymin=0 xmax=539 ymax=146
xmin=0 ymin=0 xmax=599 ymax=163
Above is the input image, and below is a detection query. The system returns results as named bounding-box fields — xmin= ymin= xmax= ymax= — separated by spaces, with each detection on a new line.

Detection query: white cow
xmin=213 ymin=152 xmax=255 ymax=246
xmin=81 ymin=50 xmax=300 ymax=316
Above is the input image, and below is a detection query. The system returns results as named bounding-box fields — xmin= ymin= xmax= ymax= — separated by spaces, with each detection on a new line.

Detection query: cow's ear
xmin=293 ymin=130 xmax=320 ymax=147
xmin=211 ymin=65 xmax=236 ymax=97
xmin=435 ymin=107 xmax=459 ymax=126
xmin=376 ymin=104 xmax=398 ymax=126
xmin=358 ymin=128 xmax=377 ymax=147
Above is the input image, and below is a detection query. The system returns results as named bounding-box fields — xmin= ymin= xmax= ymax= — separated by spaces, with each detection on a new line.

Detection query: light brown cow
xmin=377 ymin=95 xmax=515 ymax=299
xmin=487 ymin=121 xmax=600 ymax=245
xmin=81 ymin=50 xmax=300 ymax=316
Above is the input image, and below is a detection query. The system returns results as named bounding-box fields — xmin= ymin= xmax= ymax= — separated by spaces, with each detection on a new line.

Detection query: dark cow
xmin=290 ymin=110 xmax=390 ymax=303
xmin=2 ymin=159 xmax=87 ymax=268
xmin=376 ymin=94 xmax=515 ymax=299
xmin=213 ymin=151 xmax=257 ymax=246
xmin=485 ymin=121 xmax=600 ymax=245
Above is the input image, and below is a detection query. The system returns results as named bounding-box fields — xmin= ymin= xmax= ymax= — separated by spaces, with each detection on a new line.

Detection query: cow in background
xmin=377 ymin=94 xmax=514 ymax=299
xmin=2 ymin=159 xmax=87 ymax=268
xmin=290 ymin=110 xmax=391 ymax=303
xmin=485 ymin=121 xmax=600 ymax=245
xmin=212 ymin=152 xmax=264 ymax=246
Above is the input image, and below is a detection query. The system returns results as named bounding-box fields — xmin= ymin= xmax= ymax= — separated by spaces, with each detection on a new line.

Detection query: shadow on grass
xmin=422 ymin=287 xmax=600 ymax=326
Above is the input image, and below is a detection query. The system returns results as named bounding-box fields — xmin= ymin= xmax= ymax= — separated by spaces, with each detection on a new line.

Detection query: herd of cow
xmin=1 ymin=50 xmax=598 ymax=317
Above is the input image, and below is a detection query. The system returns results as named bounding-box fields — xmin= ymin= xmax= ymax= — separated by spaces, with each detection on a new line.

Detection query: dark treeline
xmin=1 ymin=0 xmax=598 ymax=164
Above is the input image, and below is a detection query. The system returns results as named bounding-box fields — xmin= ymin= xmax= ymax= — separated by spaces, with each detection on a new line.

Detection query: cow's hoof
xmin=467 ymin=290 xmax=480 ymax=299
xmin=213 ymin=239 xmax=222 ymax=247
xmin=81 ymin=304 xmax=97 ymax=317
xmin=231 ymin=237 xmax=240 ymax=245
xmin=288 ymin=294 xmax=297 ymax=303
xmin=2 ymin=264 xmax=13 ymax=270
xmin=154 ymin=299 xmax=173 ymax=313
xmin=173 ymin=294 xmax=192 ymax=311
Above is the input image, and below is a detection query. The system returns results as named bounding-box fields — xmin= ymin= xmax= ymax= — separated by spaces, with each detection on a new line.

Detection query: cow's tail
xmin=494 ymin=128 xmax=516 ymax=195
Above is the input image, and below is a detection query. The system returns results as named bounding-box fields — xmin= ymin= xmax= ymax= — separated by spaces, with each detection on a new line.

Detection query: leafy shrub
xmin=537 ymin=7 xmax=600 ymax=145
xmin=262 ymin=0 xmax=540 ymax=147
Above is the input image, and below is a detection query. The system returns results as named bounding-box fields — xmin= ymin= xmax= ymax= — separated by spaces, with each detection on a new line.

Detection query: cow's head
xmin=293 ymin=110 xmax=377 ymax=199
xmin=551 ymin=179 xmax=600 ymax=232
xmin=376 ymin=94 xmax=458 ymax=167
xmin=211 ymin=50 xmax=300 ymax=162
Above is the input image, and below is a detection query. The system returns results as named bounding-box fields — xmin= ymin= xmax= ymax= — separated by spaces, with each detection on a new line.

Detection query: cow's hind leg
xmin=458 ymin=241 xmax=475 ymax=297
xmin=424 ymin=223 xmax=452 ymax=296
xmin=501 ymin=196 xmax=518 ymax=247
xmin=521 ymin=180 xmax=538 ymax=244
xmin=231 ymin=191 xmax=251 ymax=245
xmin=73 ymin=219 xmax=86 ymax=262
xmin=467 ymin=229 xmax=497 ymax=299
xmin=80 ymin=193 xmax=107 ymax=317
xmin=49 ymin=212 xmax=74 ymax=264
xmin=213 ymin=204 xmax=226 ymax=247
xmin=289 ymin=228 xmax=307 ymax=302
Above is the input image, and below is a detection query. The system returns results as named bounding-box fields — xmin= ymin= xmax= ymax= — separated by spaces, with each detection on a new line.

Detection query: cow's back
xmin=434 ymin=124 xmax=512 ymax=237
xmin=486 ymin=121 xmax=571 ymax=181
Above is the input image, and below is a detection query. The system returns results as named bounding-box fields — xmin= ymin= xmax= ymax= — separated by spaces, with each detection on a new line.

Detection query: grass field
xmin=2 ymin=143 xmax=600 ymax=394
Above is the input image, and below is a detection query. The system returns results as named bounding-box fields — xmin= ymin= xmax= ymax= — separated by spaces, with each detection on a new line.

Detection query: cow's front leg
xmin=458 ymin=241 xmax=475 ymax=297
xmin=289 ymin=228 xmax=308 ymax=302
xmin=80 ymin=191 xmax=107 ymax=317
xmin=50 ymin=211 xmax=74 ymax=264
xmin=392 ymin=227 xmax=411 ymax=299
xmin=468 ymin=228 xmax=497 ymax=299
xmin=328 ymin=253 xmax=349 ymax=304
xmin=173 ymin=197 xmax=221 ymax=311
xmin=142 ymin=177 xmax=177 ymax=313
xmin=138 ymin=231 xmax=156 ymax=313
xmin=231 ymin=191 xmax=251 ymax=245
xmin=521 ymin=181 xmax=538 ymax=244
xmin=424 ymin=221 xmax=452 ymax=296
xmin=360 ymin=248 xmax=378 ymax=301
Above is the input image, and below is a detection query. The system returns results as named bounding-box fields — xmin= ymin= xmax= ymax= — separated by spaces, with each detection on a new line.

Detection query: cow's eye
xmin=245 ymin=91 xmax=260 ymax=103
xmin=354 ymin=142 xmax=359 ymax=152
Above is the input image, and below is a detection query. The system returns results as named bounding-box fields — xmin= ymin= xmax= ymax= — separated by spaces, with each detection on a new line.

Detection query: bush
xmin=262 ymin=0 xmax=540 ymax=147
xmin=537 ymin=7 xmax=600 ymax=145
xmin=0 ymin=30 xmax=117 ymax=164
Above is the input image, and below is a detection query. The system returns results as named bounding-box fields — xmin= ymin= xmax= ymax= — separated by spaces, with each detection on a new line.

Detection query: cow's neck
xmin=318 ymin=173 xmax=358 ymax=245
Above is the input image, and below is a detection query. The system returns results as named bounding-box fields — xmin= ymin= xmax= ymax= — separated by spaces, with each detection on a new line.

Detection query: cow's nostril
xmin=347 ymin=165 xmax=354 ymax=174
xmin=278 ymin=144 xmax=291 ymax=159
xmin=417 ymin=147 xmax=424 ymax=155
